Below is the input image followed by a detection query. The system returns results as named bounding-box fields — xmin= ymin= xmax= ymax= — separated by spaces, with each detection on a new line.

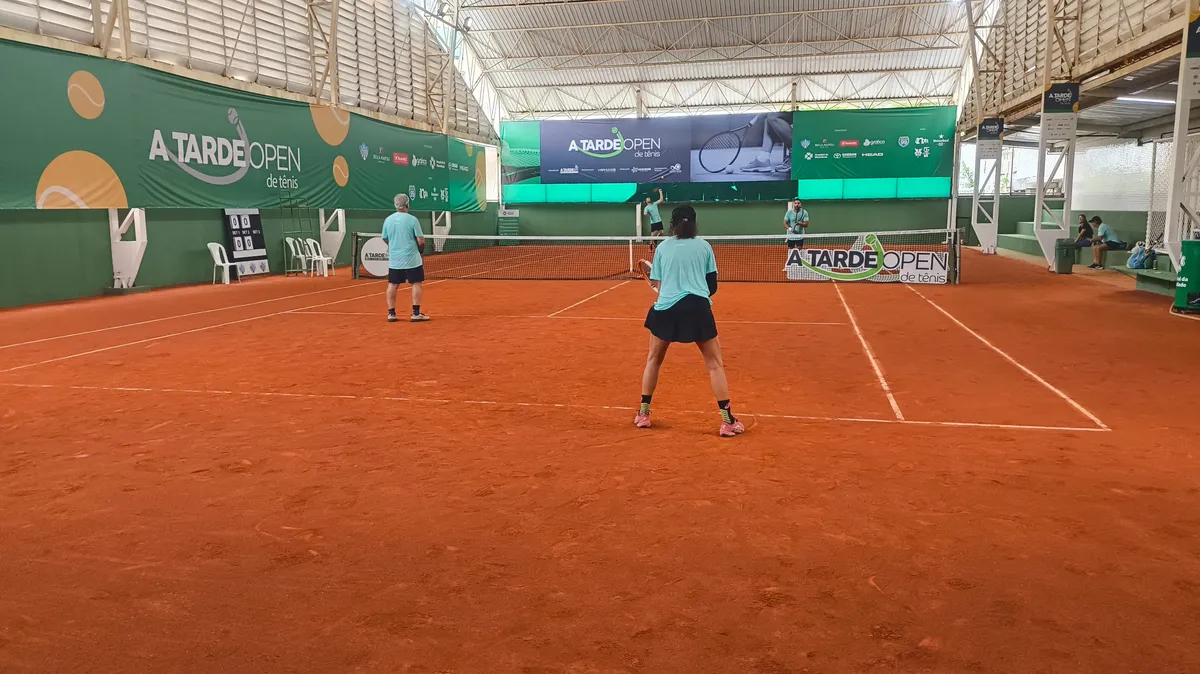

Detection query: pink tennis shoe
xmin=633 ymin=412 xmax=651 ymax=428
xmin=720 ymin=420 xmax=745 ymax=437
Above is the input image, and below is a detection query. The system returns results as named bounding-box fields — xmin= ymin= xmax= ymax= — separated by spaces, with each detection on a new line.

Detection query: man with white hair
xmin=381 ymin=193 xmax=431 ymax=322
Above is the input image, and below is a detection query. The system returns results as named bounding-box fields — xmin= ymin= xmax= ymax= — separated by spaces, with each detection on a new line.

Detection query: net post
xmin=628 ymin=238 xmax=634 ymax=275
xmin=351 ymin=233 xmax=359 ymax=280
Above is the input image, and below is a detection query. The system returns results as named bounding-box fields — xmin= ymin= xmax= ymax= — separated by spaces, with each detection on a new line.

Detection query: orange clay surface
xmin=1 ymin=251 xmax=1199 ymax=673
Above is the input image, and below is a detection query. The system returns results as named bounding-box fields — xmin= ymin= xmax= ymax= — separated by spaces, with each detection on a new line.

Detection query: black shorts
xmin=787 ymin=239 xmax=805 ymax=249
xmin=387 ymin=265 xmax=425 ymax=284
xmin=649 ymin=222 xmax=664 ymax=234
xmin=1095 ymin=241 xmax=1127 ymax=250
xmin=644 ymin=294 xmax=718 ymax=344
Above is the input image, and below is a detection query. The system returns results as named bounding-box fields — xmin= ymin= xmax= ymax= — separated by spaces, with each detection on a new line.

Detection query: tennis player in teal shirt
xmin=784 ymin=198 xmax=809 ymax=249
xmin=643 ymin=187 xmax=665 ymax=251
xmin=381 ymin=193 xmax=431 ymax=323
xmin=635 ymin=205 xmax=744 ymax=437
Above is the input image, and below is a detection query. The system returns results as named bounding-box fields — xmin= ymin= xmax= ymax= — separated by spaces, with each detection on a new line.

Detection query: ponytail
xmin=670 ymin=205 xmax=698 ymax=239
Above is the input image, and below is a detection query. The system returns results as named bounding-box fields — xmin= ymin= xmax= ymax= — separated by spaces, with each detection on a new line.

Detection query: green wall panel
xmin=0 ymin=210 xmax=112 ymax=308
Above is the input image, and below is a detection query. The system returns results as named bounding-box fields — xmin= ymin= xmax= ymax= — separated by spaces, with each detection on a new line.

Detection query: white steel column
xmin=1164 ymin=5 xmax=1200 ymax=268
xmin=947 ymin=135 xmax=961 ymax=233
xmin=317 ymin=208 xmax=346 ymax=261
xmin=109 ymin=208 xmax=147 ymax=289
xmin=1032 ymin=0 xmax=1081 ymax=267
xmin=432 ymin=211 xmax=452 ymax=252
xmin=972 ymin=118 xmax=1004 ymax=253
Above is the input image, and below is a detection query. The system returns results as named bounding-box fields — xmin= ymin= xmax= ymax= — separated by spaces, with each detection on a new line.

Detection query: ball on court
xmin=725 ymin=166 xmax=735 ymax=174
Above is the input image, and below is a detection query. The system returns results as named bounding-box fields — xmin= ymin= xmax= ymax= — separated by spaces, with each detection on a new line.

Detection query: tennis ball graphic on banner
xmin=67 ymin=71 xmax=105 ymax=119
xmin=310 ymin=104 xmax=350 ymax=146
xmin=36 ymin=151 xmax=128 ymax=208
xmin=333 ymin=156 xmax=349 ymax=187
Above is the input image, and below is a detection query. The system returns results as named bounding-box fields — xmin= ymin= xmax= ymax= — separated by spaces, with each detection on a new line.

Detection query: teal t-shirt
xmin=645 ymin=202 xmax=662 ymax=224
xmin=381 ymin=212 xmax=425 ymax=269
xmin=1097 ymin=223 xmax=1123 ymax=244
xmin=784 ymin=208 xmax=809 ymax=239
xmin=650 ymin=237 xmax=717 ymax=311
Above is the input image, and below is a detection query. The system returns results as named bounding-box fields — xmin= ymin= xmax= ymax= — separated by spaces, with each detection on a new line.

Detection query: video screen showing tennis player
xmin=635 ymin=205 xmax=745 ymax=438
xmin=690 ymin=112 xmax=793 ymax=182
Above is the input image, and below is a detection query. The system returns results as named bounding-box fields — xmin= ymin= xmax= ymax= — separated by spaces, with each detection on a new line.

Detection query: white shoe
xmin=739 ymin=155 xmax=774 ymax=173
xmin=387 ymin=313 xmax=398 ymax=323
xmin=410 ymin=313 xmax=431 ymax=322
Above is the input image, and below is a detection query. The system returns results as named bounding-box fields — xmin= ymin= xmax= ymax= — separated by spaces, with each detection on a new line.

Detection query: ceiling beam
xmin=487 ymin=65 xmax=963 ymax=90
xmin=474 ymin=42 xmax=965 ymax=75
xmin=462 ymin=0 xmax=956 ymax=31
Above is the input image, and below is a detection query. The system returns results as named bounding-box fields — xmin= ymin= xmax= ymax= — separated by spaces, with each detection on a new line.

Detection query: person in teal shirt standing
xmin=643 ymin=187 xmax=665 ymax=251
xmin=381 ymin=193 xmax=431 ymax=322
xmin=784 ymin=198 xmax=809 ymax=249
xmin=635 ymin=205 xmax=744 ymax=438
xmin=1087 ymin=216 xmax=1126 ymax=269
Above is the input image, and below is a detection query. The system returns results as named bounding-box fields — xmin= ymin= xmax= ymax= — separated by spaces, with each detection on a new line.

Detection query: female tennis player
xmin=635 ymin=205 xmax=745 ymax=437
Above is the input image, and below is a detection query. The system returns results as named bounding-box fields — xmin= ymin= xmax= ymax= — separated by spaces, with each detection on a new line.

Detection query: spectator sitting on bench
xmin=1075 ymin=214 xmax=1094 ymax=248
xmin=1087 ymin=216 xmax=1126 ymax=269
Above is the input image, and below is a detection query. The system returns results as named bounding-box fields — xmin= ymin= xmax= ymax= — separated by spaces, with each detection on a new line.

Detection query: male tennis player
xmin=635 ymin=205 xmax=745 ymax=437
xmin=643 ymin=187 xmax=665 ymax=250
xmin=784 ymin=198 xmax=809 ymax=249
xmin=381 ymin=193 xmax=431 ymax=323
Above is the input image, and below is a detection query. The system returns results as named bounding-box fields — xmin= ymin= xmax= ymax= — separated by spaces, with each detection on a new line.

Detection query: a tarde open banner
xmin=0 ymin=39 xmax=485 ymax=212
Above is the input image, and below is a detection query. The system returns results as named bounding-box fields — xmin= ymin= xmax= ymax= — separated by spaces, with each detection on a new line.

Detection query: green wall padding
xmin=0 ymin=210 xmax=112 ymax=309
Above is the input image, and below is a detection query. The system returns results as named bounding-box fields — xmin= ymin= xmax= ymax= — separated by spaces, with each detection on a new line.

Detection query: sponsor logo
xmin=834 ymin=153 xmax=841 ymax=159
xmin=862 ymin=139 xmax=885 ymax=147
xmin=567 ymin=126 xmax=662 ymax=159
xmin=784 ymin=235 xmax=949 ymax=283
xmin=839 ymin=140 xmax=859 ymax=147
xmin=815 ymin=139 xmax=835 ymax=149
xmin=408 ymin=185 xmax=416 ymax=199
xmin=360 ymin=236 xmax=390 ymax=278
xmin=669 ymin=163 xmax=683 ymax=174
xmin=800 ymin=139 xmax=811 ymax=149
xmin=147 ymin=107 xmax=301 ymax=187
xmin=559 ymin=166 xmax=580 ymax=175
xmin=393 ymin=152 xmax=409 ymax=165
xmin=898 ymin=136 xmax=910 ymax=148
xmin=914 ymin=147 xmax=930 ymax=158
xmin=915 ymin=137 xmax=929 ymax=145
xmin=804 ymin=152 xmax=814 ymax=160
xmin=359 ymin=143 xmax=369 ymax=160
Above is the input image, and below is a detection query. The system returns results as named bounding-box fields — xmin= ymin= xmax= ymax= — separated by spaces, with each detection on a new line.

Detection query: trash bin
xmin=1174 ymin=239 xmax=1200 ymax=313
xmin=1053 ymin=238 xmax=1075 ymax=274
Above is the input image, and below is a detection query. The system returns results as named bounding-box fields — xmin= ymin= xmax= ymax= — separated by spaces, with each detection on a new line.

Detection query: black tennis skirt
xmin=644 ymin=294 xmax=718 ymax=343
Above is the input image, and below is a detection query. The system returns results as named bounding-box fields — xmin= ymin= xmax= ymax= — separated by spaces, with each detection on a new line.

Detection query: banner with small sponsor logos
xmin=791 ymin=106 xmax=957 ymax=180
xmin=0 ymin=39 xmax=486 ymax=212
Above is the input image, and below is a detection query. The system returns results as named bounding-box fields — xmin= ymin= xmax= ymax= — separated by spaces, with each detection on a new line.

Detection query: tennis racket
xmin=638 ymin=259 xmax=658 ymax=294
xmin=699 ymin=115 xmax=760 ymax=174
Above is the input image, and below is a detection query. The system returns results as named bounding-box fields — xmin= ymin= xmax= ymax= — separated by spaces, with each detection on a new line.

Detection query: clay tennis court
xmin=2 ymin=252 xmax=1199 ymax=673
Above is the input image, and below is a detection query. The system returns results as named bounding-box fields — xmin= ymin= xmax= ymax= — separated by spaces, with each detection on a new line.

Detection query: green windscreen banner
xmin=791 ymin=106 xmax=957 ymax=180
xmin=447 ymin=138 xmax=488 ymax=212
xmin=0 ymin=39 xmax=487 ymax=211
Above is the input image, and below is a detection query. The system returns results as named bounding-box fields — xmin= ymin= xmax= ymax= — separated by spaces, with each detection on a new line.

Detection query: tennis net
xmin=351 ymin=229 xmax=962 ymax=284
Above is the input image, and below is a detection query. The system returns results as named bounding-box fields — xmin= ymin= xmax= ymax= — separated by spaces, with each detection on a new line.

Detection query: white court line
xmin=0 ymin=283 xmax=362 ymax=351
xmin=0 ymin=287 xmax=403 ymax=374
xmin=834 ymin=283 xmax=905 ymax=421
xmin=0 ymin=382 xmax=1109 ymax=433
xmin=547 ymin=280 xmax=631 ymax=317
xmin=1169 ymin=307 xmax=1200 ymax=322
xmin=289 ymin=310 xmax=845 ymax=326
xmin=906 ymin=285 xmax=1109 ymax=430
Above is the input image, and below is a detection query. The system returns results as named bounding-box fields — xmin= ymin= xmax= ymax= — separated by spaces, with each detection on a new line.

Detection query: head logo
xmin=359 ymin=143 xmax=369 ymax=160
xmin=898 ymin=136 xmax=910 ymax=148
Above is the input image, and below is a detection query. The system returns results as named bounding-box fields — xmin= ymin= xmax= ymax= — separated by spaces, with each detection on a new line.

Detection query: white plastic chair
xmin=284 ymin=236 xmax=310 ymax=276
xmin=208 ymin=243 xmax=240 ymax=284
xmin=305 ymin=238 xmax=335 ymax=277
